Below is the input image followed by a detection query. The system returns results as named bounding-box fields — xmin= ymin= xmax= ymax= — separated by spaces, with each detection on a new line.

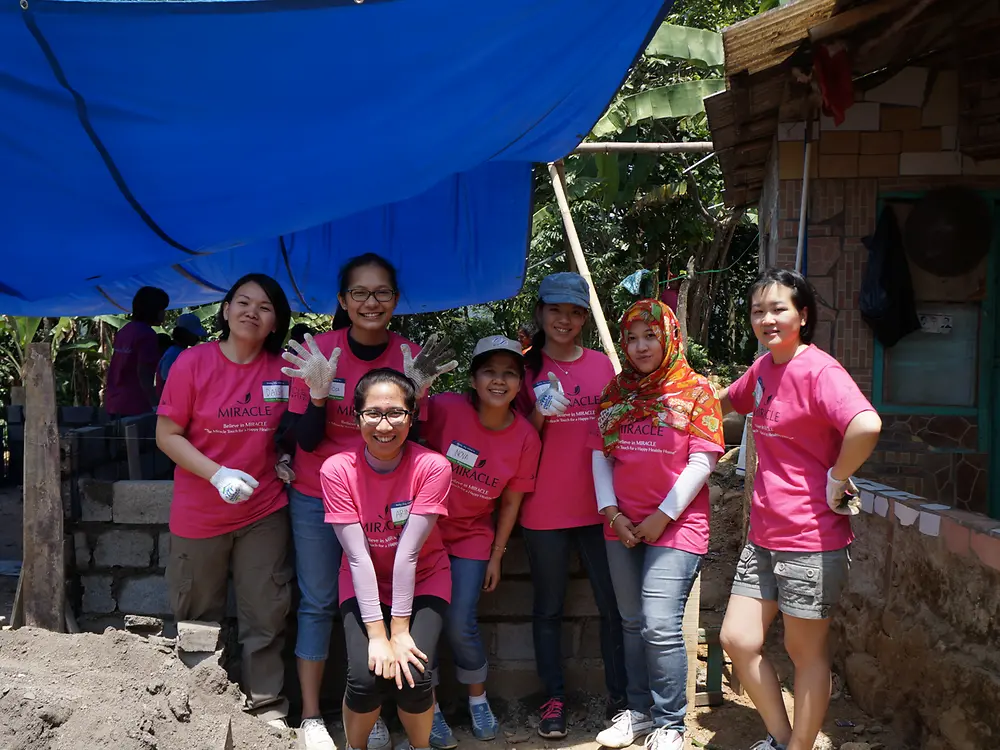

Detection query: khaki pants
xmin=167 ymin=508 xmax=292 ymax=720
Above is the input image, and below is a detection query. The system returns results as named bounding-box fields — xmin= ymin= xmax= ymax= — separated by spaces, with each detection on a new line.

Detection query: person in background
xmin=591 ymin=300 xmax=725 ymax=750
xmin=157 ymin=313 xmax=209 ymax=390
xmin=718 ymin=268 xmax=881 ymax=750
xmin=659 ymin=273 xmax=683 ymax=313
xmin=516 ymin=325 xmax=534 ymax=355
xmin=422 ymin=335 xmax=541 ymax=748
xmin=274 ymin=322 xmax=315 ymax=485
xmin=321 ymin=368 xmax=451 ymax=750
xmin=515 ymin=271 xmax=627 ymax=738
xmin=105 ymin=285 xmax=169 ymax=417
xmin=156 ymin=273 xmax=293 ymax=727
xmin=278 ymin=253 xmax=456 ymax=750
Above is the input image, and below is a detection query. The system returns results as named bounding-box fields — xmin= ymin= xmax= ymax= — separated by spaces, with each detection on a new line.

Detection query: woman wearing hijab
xmin=590 ymin=300 xmax=725 ymax=750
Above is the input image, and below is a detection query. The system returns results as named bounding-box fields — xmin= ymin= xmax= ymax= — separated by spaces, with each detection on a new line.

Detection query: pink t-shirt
xmin=515 ymin=349 xmax=615 ymax=530
xmin=727 ymin=345 xmax=876 ymax=552
xmin=321 ymin=444 xmax=452 ymax=605
xmin=288 ymin=329 xmax=420 ymax=498
xmin=158 ymin=342 xmax=290 ymax=539
xmin=106 ymin=321 xmax=160 ymax=416
xmin=424 ymin=392 xmax=541 ymax=560
xmin=588 ymin=418 xmax=724 ymax=555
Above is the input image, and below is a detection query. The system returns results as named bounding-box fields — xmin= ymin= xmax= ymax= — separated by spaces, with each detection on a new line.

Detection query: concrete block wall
xmin=73 ymin=479 xmax=173 ymax=630
xmin=760 ymin=64 xmax=1000 ymax=516
xmin=834 ymin=477 xmax=1000 ymax=748
xmin=70 ymin=479 xmax=608 ymax=697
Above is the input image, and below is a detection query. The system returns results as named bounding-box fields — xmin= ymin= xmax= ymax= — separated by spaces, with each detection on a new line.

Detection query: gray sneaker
xmin=749 ymin=737 xmax=786 ymax=750
xmin=368 ymin=717 xmax=391 ymax=750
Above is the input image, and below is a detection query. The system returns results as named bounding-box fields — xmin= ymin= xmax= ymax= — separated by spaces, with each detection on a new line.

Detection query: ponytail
xmin=525 ymin=327 xmax=547 ymax=380
xmin=331 ymin=304 xmax=352 ymax=331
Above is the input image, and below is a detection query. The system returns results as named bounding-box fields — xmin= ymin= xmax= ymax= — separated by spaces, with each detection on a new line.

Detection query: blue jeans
xmin=606 ymin=541 xmax=701 ymax=731
xmin=523 ymin=525 xmax=627 ymax=700
xmin=288 ymin=487 xmax=343 ymax=661
xmin=442 ymin=556 xmax=489 ymax=685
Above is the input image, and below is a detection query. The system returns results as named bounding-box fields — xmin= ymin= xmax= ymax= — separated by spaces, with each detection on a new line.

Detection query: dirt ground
xmin=0 ymin=472 xmax=910 ymax=749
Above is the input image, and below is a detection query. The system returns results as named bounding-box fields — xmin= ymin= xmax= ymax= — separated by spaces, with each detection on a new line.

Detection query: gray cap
xmin=472 ymin=335 xmax=523 ymax=360
xmin=538 ymin=272 xmax=590 ymax=310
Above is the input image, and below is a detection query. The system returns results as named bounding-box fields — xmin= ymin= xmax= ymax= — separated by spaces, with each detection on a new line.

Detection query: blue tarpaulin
xmin=0 ymin=0 xmax=670 ymax=315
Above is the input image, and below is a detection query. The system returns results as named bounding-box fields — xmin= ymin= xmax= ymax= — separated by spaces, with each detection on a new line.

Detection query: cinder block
xmin=478 ymin=581 xmax=534 ymax=618
xmin=859 ymin=155 xmax=899 ymax=177
xmin=941 ymin=125 xmax=957 ymax=150
xmin=819 ymin=131 xmax=860 ymax=154
xmin=113 ymin=480 xmax=173 ymax=524
xmin=922 ymin=70 xmax=958 ymax=126
xmin=881 ymin=106 xmax=923 ymax=132
xmin=81 ymin=575 xmax=116 ymax=614
xmin=79 ymin=478 xmax=113 ymax=522
xmin=564 ymin=580 xmax=600 ymax=617
xmin=124 ymin=615 xmax=165 ymax=636
xmin=94 ymin=530 xmax=155 ymax=568
xmin=860 ymin=131 xmax=902 ymax=155
xmin=776 ymin=121 xmax=819 ymax=142
xmin=777 ymin=141 xmax=818 ymax=180
xmin=74 ymin=531 xmax=91 ymax=570
xmin=818 ymin=154 xmax=859 ymax=178
xmin=900 ymin=151 xmax=961 ymax=175
xmin=864 ymin=66 xmax=928 ymax=107
xmin=501 ymin=539 xmax=530 ymax=576
xmin=820 ymin=102 xmax=880 ymax=131
xmin=494 ymin=622 xmax=576 ymax=662
xmin=157 ymin=533 xmax=171 ymax=569
xmin=177 ymin=620 xmax=223 ymax=653
xmin=118 ymin=575 xmax=171 ymax=616
xmin=901 ymin=129 xmax=942 ymax=152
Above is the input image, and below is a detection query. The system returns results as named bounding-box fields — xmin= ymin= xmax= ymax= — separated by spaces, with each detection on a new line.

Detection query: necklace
xmin=546 ymin=345 xmax=582 ymax=376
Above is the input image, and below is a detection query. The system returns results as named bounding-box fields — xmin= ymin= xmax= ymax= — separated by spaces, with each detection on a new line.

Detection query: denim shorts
xmin=731 ymin=541 xmax=850 ymax=620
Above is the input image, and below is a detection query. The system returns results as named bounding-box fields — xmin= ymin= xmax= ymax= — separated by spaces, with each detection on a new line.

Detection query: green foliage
xmin=644 ymin=23 xmax=725 ymax=67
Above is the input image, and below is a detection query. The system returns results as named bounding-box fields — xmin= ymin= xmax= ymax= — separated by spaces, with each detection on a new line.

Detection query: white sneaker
xmin=643 ymin=727 xmax=684 ymax=750
xmin=368 ymin=717 xmax=391 ymax=750
xmin=300 ymin=717 xmax=335 ymax=750
xmin=597 ymin=710 xmax=654 ymax=748
xmin=749 ymin=739 xmax=785 ymax=750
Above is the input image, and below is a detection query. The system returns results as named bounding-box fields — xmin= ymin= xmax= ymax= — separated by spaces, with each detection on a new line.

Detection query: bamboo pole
xmin=547 ymin=160 xmax=622 ymax=373
xmin=574 ymin=141 xmax=714 ymax=154
xmin=21 ymin=342 xmax=65 ymax=632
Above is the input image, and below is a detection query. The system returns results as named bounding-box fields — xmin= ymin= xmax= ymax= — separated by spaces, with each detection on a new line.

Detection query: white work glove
xmin=275 ymin=454 xmax=296 ymax=484
xmin=281 ymin=333 xmax=342 ymax=401
xmin=536 ymin=371 xmax=570 ymax=417
xmin=826 ymin=468 xmax=860 ymax=516
xmin=401 ymin=333 xmax=458 ymax=398
xmin=210 ymin=466 xmax=259 ymax=504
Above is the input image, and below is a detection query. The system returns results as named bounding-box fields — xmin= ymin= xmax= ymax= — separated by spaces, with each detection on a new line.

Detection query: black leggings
xmin=341 ymin=595 xmax=447 ymax=714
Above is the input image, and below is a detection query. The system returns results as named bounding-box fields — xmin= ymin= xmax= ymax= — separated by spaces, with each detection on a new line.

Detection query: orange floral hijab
xmin=597 ymin=299 xmax=724 ymax=455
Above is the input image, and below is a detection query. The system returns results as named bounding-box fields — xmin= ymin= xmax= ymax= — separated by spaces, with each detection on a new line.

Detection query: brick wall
xmin=770 ymin=65 xmax=999 ymax=516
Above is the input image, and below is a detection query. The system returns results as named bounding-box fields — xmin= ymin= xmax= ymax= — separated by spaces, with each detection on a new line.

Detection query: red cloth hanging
xmin=813 ymin=42 xmax=854 ymax=126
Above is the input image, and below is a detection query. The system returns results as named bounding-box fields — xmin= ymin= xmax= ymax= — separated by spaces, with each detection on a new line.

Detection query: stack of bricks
xmin=73 ymin=479 xmax=174 ymax=631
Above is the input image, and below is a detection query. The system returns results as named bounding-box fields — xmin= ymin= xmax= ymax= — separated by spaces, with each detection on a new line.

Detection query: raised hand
xmin=535 ymin=371 xmax=570 ymax=417
xmin=401 ymin=333 xmax=458 ymax=398
xmin=281 ymin=333 xmax=342 ymax=401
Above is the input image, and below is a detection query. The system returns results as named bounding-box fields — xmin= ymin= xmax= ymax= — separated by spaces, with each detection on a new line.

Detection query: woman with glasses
xmin=322 ymin=368 xmax=451 ymax=750
xmin=280 ymin=253 xmax=456 ymax=750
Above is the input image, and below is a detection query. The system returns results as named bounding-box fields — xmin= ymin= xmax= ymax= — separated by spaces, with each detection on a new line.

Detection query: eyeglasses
xmin=358 ymin=408 xmax=411 ymax=426
xmin=347 ymin=287 xmax=397 ymax=303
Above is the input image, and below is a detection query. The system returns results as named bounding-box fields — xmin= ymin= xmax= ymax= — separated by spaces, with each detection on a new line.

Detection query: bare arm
xmin=492 ymin=487 xmax=524 ymax=557
xmin=830 ymin=411 xmax=882 ymax=480
xmin=719 ymin=386 xmax=734 ymax=415
xmin=155 ymin=416 xmax=220 ymax=482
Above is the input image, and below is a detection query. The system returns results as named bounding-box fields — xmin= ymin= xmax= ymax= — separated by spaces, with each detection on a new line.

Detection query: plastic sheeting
xmin=0 ymin=0 xmax=670 ymax=315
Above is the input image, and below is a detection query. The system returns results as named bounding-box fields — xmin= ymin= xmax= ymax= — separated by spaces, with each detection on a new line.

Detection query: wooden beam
xmin=547 ymin=161 xmax=622 ymax=374
xmin=21 ymin=342 xmax=65 ymax=632
xmin=808 ymin=0 xmax=911 ymax=43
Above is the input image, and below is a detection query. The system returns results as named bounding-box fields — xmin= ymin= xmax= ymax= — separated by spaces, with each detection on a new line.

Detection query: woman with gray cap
xmin=422 ymin=334 xmax=541 ymax=748
xmin=515 ymin=272 xmax=627 ymax=739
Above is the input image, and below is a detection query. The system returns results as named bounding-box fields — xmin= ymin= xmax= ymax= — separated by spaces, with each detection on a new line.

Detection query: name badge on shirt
xmin=753 ymin=377 xmax=765 ymax=408
xmin=328 ymin=378 xmax=347 ymax=400
xmin=390 ymin=500 xmax=412 ymax=528
xmin=446 ymin=440 xmax=480 ymax=469
xmin=262 ymin=380 xmax=290 ymax=402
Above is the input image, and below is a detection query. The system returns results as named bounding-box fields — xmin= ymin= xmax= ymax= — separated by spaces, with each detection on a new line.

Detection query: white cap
xmin=472 ymin=335 xmax=523 ymax=360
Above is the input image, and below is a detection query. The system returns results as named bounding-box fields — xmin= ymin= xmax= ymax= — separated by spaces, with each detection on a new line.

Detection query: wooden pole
xmin=547 ymin=160 xmax=622 ymax=373
xmin=22 ymin=342 xmax=65 ymax=632
xmin=574 ymin=142 xmax=714 ymax=154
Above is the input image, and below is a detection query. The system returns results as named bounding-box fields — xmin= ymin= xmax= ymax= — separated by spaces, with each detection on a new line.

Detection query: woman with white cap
xmin=422 ymin=335 xmax=541 ymax=748
xmin=515 ymin=272 xmax=627 ymax=738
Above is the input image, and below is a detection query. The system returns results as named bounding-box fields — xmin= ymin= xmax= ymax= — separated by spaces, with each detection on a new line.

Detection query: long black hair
xmin=332 ymin=253 xmax=400 ymax=330
xmin=217 ymin=273 xmax=292 ymax=354
xmin=749 ymin=267 xmax=817 ymax=345
xmin=354 ymin=367 xmax=418 ymax=416
xmin=524 ymin=301 xmax=548 ymax=380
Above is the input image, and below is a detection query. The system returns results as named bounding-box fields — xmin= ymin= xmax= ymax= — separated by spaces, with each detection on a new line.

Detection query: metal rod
xmin=794 ymin=134 xmax=813 ymax=273
xmin=547 ymin=160 xmax=623 ymax=374
xmin=573 ymin=141 xmax=715 ymax=154
xmin=681 ymin=151 xmax=718 ymax=174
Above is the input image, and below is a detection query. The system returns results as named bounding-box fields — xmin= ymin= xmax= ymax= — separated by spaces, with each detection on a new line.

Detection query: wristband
xmin=609 ymin=511 xmax=623 ymax=529
xmin=491 ymin=544 xmax=506 ymax=554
